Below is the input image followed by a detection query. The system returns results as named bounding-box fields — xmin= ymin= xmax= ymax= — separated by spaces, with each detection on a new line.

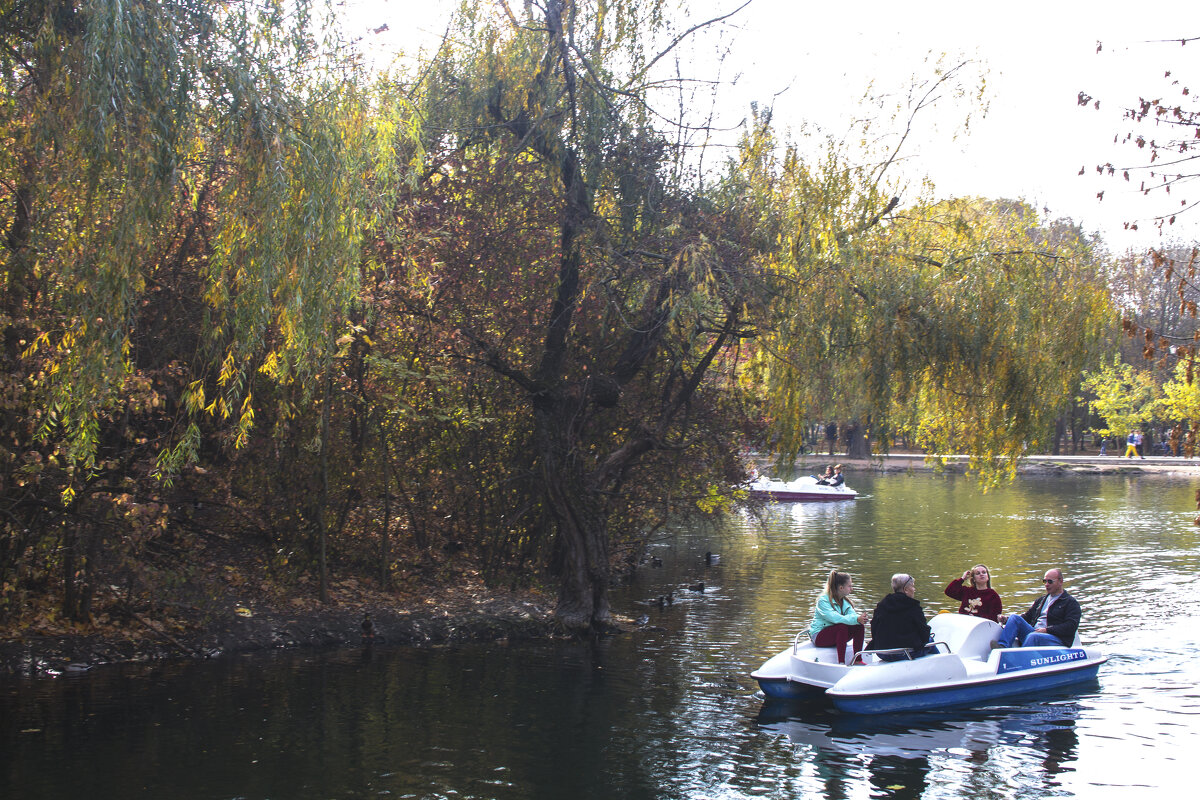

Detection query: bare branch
xmin=630 ymin=0 xmax=754 ymax=88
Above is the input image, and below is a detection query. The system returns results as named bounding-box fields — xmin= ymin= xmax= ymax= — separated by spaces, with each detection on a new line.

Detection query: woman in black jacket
xmin=867 ymin=574 xmax=937 ymax=661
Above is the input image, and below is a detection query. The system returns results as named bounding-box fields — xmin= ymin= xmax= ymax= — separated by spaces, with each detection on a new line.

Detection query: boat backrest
xmin=929 ymin=613 xmax=1002 ymax=658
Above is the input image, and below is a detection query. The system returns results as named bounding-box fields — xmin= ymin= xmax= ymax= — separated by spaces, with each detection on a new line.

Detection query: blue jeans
xmin=998 ymin=614 xmax=1065 ymax=648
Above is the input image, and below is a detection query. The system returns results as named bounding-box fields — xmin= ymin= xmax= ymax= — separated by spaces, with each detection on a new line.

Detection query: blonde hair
xmin=970 ymin=564 xmax=992 ymax=589
xmin=824 ymin=569 xmax=855 ymax=611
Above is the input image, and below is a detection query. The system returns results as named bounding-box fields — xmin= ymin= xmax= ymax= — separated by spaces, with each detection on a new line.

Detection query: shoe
xmin=990 ymin=641 xmax=1006 ymax=650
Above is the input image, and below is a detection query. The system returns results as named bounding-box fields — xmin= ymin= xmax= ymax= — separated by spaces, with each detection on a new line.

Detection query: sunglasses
xmin=1042 ymin=578 xmax=1056 ymax=584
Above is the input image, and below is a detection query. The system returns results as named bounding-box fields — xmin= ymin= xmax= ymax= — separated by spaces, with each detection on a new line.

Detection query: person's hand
xmin=962 ymin=570 xmax=971 ymax=582
xmin=857 ymin=613 xmax=867 ymax=625
xmin=1035 ymin=627 xmax=1047 ymax=633
xmin=999 ymin=614 xmax=1008 ymax=624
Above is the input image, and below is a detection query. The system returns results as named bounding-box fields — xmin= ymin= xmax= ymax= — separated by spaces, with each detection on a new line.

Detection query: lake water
xmin=3 ymin=473 xmax=1199 ymax=799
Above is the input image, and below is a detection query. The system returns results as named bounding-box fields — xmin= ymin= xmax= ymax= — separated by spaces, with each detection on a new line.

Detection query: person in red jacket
xmin=944 ymin=564 xmax=1002 ymax=622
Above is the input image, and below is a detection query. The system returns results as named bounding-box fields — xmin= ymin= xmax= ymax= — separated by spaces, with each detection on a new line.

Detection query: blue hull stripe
xmin=829 ymin=662 xmax=1102 ymax=714
xmin=757 ymin=679 xmax=826 ymax=700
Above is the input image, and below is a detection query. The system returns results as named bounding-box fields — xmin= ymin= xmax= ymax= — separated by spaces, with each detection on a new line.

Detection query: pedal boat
xmin=747 ymin=475 xmax=858 ymax=502
xmin=751 ymin=613 xmax=1106 ymax=714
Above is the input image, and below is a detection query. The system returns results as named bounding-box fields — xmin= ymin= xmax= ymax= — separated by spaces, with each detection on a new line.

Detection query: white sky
xmin=341 ymin=0 xmax=1199 ymax=253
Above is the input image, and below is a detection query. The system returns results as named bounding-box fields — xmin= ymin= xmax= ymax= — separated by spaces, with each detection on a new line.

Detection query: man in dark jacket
xmin=995 ymin=568 xmax=1082 ymax=648
xmin=867 ymin=574 xmax=935 ymax=661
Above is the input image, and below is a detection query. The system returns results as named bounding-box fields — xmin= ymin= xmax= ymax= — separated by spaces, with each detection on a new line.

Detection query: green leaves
xmin=1081 ymin=357 xmax=1161 ymax=439
xmin=751 ymin=175 xmax=1113 ymax=481
xmin=3 ymin=1 xmax=419 ymax=480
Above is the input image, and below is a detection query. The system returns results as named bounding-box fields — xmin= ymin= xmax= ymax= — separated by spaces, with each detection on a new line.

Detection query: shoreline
xmin=791 ymin=452 xmax=1200 ymax=476
xmin=5 ymin=456 xmax=1195 ymax=678
xmin=0 ymin=583 xmax=560 ymax=679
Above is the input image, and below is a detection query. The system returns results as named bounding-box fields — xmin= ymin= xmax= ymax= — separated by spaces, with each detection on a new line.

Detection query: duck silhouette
xmin=688 ymin=581 xmax=704 ymax=592
xmin=360 ymin=613 xmax=376 ymax=645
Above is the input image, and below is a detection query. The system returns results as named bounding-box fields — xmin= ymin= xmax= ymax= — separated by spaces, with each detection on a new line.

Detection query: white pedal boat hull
xmin=747 ymin=475 xmax=858 ymax=502
xmin=751 ymin=613 xmax=1106 ymax=714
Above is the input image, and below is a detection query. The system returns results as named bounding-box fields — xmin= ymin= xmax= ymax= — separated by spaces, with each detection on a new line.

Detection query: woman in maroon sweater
xmin=944 ymin=564 xmax=1002 ymax=622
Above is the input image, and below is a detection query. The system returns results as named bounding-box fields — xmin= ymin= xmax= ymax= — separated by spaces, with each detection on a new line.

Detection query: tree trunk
xmin=61 ymin=520 xmax=96 ymax=622
xmin=535 ymin=403 xmax=612 ymax=633
xmin=4 ymin=152 xmax=36 ymax=314
xmin=315 ymin=368 xmax=332 ymax=604
xmin=846 ymin=421 xmax=872 ymax=459
xmin=546 ymin=476 xmax=611 ymax=632
xmin=61 ymin=522 xmax=79 ymax=620
xmin=379 ymin=428 xmax=392 ymax=590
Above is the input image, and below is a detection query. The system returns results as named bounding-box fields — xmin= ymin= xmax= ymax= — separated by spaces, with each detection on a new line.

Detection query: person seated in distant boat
xmin=808 ymin=569 xmax=867 ymax=665
xmin=813 ymin=465 xmax=834 ymax=485
xmin=944 ymin=564 xmax=1002 ymax=622
xmin=866 ymin=573 xmax=938 ymax=661
xmin=828 ymin=464 xmax=845 ymax=487
xmin=993 ymin=568 xmax=1081 ymax=649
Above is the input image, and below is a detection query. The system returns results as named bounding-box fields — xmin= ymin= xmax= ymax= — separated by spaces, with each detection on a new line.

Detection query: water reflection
xmin=756 ymin=693 xmax=1090 ymax=758
xmin=756 ymin=690 xmax=1090 ymax=798
xmin=4 ymin=473 xmax=1200 ymax=799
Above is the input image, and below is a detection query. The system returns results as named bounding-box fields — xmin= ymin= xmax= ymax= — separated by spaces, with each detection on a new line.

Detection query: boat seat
xmin=808 ymin=646 xmax=848 ymax=664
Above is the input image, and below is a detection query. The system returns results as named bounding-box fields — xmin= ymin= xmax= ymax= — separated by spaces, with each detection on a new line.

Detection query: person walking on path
xmin=1124 ymin=430 xmax=1140 ymax=458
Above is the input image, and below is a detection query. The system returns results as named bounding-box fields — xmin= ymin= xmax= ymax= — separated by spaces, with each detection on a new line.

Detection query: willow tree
xmin=401 ymin=0 xmax=1112 ymax=630
xmin=0 ymin=1 xmax=409 ymax=616
xmin=749 ymin=185 xmax=1112 ymax=480
xmin=722 ymin=52 xmax=1113 ymax=476
xmin=398 ymin=0 xmax=775 ymax=632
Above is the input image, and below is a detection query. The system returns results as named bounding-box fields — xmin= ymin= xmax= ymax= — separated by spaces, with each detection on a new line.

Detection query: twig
xmin=120 ymin=606 xmax=204 ymax=658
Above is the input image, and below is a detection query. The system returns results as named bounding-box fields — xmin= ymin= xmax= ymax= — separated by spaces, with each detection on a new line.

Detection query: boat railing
xmin=792 ymin=630 xmax=812 ymax=653
xmin=851 ymin=641 xmax=951 ymax=663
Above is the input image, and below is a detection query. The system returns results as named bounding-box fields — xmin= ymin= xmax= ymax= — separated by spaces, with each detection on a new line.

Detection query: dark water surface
xmin=4 ymin=473 xmax=1199 ymax=799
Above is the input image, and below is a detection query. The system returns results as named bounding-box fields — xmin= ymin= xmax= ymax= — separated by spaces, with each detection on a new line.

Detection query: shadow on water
xmin=754 ymin=684 xmax=1093 ymax=799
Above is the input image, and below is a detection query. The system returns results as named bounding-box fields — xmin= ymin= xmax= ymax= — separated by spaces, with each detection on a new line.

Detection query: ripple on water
xmin=5 ymin=473 xmax=1199 ymax=800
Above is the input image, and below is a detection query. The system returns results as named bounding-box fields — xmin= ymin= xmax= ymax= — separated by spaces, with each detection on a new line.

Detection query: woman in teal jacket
xmin=808 ymin=569 xmax=867 ymax=664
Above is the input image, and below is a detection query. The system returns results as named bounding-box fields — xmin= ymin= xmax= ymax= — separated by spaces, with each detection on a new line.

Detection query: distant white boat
xmin=747 ymin=474 xmax=858 ymax=502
